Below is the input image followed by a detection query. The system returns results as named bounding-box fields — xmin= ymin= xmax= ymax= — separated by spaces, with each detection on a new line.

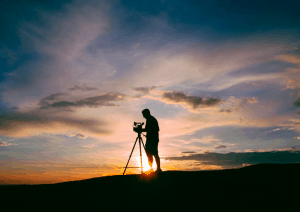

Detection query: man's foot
xmin=145 ymin=168 xmax=153 ymax=174
xmin=155 ymin=168 xmax=162 ymax=173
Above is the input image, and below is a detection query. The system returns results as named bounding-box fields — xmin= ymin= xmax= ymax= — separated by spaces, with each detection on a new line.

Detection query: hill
xmin=1 ymin=163 xmax=299 ymax=210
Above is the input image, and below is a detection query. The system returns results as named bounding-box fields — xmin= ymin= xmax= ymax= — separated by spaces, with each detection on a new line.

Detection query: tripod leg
xmin=140 ymin=138 xmax=146 ymax=150
xmin=139 ymin=137 xmax=143 ymax=174
xmin=123 ymin=137 xmax=139 ymax=175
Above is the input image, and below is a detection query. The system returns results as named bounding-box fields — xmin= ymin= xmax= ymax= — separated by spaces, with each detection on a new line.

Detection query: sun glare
xmin=134 ymin=153 xmax=157 ymax=172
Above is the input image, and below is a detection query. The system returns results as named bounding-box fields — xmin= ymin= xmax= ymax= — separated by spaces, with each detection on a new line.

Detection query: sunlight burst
xmin=134 ymin=153 xmax=157 ymax=172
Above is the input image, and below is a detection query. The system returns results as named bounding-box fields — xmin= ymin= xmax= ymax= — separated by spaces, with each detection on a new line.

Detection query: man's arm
xmin=141 ymin=120 xmax=147 ymax=132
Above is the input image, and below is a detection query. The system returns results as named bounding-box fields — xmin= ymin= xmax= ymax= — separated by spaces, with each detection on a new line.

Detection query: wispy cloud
xmin=272 ymin=54 xmax=300 ymax=89
xmin=265 ymin=127 xmax=284 ymax=133
xmin=0 ymin=112 xmax=111 ymax=138
xmin=189 ymin=136 xmax=222 ymax=144
xmin=68 ymin=84 xmax=98 ymax=92
xmin=131 ymin=86 xmax=159 ymax=98
xmin=165 ymin=148 xmax=300 ymax=169
xmin=40 ymin=92 xmax=126 ymax=110
xmin=0 ymin=0 xmax=111 ymax=107
xmin=66 ymin=133 xmax=87 ymax=139
xmin=288 ymin=118 xmax=300 ymax=125
xmin=161 ymin=91 xmax=222 ymax=109
xmin=132 ymin=86 xmax=158 ymax=94
xmin=218 ymin=96 xmax=258 ymax=113
xmin=181 ymin=151 xmax=197 ymax=154
xmin=218 ymin=109 xmax=233 ymax=114
xmin=293 ymin=96 xmax=300 ymax=107
xmin=214 ymin=145 xmax=227 ymax=149
xmin=39 ymin=93 xmax=66 ymax=108
xmin=0 ymin=141 xmax=17 ymax=146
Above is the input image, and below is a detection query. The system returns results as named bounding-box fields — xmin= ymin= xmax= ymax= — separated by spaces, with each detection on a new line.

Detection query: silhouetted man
xmin=141 ymin=109 xmax=162 ymax=173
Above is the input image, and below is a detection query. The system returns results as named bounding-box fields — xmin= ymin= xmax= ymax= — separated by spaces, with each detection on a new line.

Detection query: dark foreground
xmin=1 ymin=164 xmax=299 ymax=210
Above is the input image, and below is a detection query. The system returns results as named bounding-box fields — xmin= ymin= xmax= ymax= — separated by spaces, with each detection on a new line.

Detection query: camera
xmin=133 ymin=122 xmax=144 ymax=133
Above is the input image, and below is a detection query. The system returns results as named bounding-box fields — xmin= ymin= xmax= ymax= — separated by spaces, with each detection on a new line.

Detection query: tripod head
xmin=133 ymin=122 xmax=144 ymax=134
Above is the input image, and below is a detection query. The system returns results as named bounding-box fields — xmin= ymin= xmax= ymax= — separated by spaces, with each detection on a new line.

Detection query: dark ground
xmin=1 ymin=164 xmax=299 ymax=210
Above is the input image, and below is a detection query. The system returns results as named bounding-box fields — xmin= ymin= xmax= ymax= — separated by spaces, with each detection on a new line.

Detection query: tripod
xmin=123 ymin=131 xmax=146 ymax=175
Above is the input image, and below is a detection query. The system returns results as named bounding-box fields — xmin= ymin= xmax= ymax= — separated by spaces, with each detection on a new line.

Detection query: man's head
xmin=142 ymin=108 xmax=151 ymax=119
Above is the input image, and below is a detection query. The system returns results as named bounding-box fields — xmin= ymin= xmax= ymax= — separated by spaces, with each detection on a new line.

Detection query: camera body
xmin=133 ymin=122 xmax=144 ymax=133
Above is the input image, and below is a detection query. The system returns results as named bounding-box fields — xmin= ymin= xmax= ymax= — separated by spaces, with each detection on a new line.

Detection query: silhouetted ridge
xmin=1 ymin=164 xmax=299 ymax=210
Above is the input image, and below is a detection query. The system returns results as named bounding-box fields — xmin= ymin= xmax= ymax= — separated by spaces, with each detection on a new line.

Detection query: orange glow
xmin=0 ymin=159 xmax=226 ymax=184
xmin=133 ymin=153 xmax=157 ymax=172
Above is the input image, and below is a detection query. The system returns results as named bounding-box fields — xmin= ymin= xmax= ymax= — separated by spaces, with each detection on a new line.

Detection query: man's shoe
xmin=155 ymin=168 xmax=162 ymax=173
xmin=144 ymin=168 xmax=153 ymax=174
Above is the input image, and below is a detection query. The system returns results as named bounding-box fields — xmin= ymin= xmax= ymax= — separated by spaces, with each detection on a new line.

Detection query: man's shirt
xmin=145 ymin=115 xmax=159 ymax=142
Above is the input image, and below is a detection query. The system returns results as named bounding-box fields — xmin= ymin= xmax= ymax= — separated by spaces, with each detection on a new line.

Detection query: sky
xmin=1 ymin=0 xmax=300 ymax=184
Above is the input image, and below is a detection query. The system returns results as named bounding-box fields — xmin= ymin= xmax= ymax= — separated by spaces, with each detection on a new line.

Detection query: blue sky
xmin=1 ymin=0 xmax=300 ymax=184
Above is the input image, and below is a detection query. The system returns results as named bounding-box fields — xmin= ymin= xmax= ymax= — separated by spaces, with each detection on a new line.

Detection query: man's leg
xmin=146 ymin=151 xmax=153 ymax=168
xmin=145 ymin=141 xmax=154 ymax=169
xmin=153 ymin=140 xmax=161 ymax=171
xmin=154 ymin=154 xmax=161 ymax=170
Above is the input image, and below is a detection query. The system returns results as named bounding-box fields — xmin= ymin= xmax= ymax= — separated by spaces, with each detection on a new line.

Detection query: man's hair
xmin=142 ymin=108 xmax=150 ymax=115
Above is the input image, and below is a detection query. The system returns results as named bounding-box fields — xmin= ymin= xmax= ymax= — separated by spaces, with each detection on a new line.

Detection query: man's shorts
xmin=145 ymin=140 xmax=159 ymax=156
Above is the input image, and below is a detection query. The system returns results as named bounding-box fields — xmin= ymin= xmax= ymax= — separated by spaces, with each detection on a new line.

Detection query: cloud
xmin=293 ymin=97 xmax=300 ymax=107
xmin=75 ymin=134 xmax=86 ymax=139
xmin=231 ymin=96 xmax=258 ymax=108
xmin=68 ymin=84 xmax=98 ymax=92
xmin=272 ymin=128 xmax=281 ymax=131
xmin=288 ymin=118 xmax=300 ymax=125
xmin=66 ymin=133 xmax=87 ymax=139
xmin=40 ymin=93 xmax=126 ymax=109
xmin=39 ymin=93 xmax=66 ymax=108
xmin=165 ymin=148 xmax=300 ymax=168
xmin=160 ymin=91 xmax=222 ymax=109
xmin=131 ymin=86 xmax=160 ymax=98
xmin=159 ymin=114 xmax=247 ymax=139
xmin=273 ymin=55 xmax=300 ymax=65
xmin=132 ymin=86 xmax=158 ymax=94
xmin=272 ymin=54 xmax=300 ymax=89
xmin=157 ymin=94 xmax=258 ymax=114
xmin=218 ymin=109 xmax=232 ymax=114
xmin=246 ymin=81 xmax=260 ymax=87
xmin=218 ymin=96 xmax=258 ymax=114
xmin=0 ymin=112 xmax=111 ymax=138
xmin=243 ymin=97 xmax=258 ymax=104
xmin=0 ymin=0 xmax=111 ymax=107
xmin=234 ymin=147 xmax=299 ymax=153
xmin=82 ymin=144 xmax=97 ymax=148
xmin=189 ymin=136 xmax=222 ymax=144
xmin=181 ymin=151 xmax=197 ymax=154
xmin=266 ymin=128 xmax=283 ymax=133
xmin=127 ymin=38 xmax=289 ymax=91
xmin=159 ymin=109 xmax=300 ymax=141
xmin=0 ymin=141 xmax=17 ymax=146
xmin=214 ymin=145 xmax=227 ymax=149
